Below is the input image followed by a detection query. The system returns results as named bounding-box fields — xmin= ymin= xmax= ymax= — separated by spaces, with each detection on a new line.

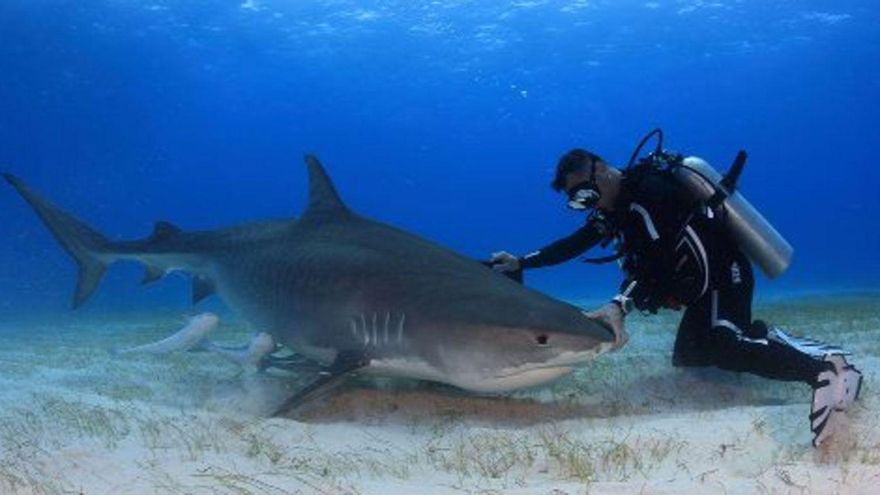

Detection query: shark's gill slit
xmin=357 ymin=314 xmax=368 ymax=345
xmin=396 ymin=313 xmax=406 ymax=345
xmin=359 ymin=314 xmax=368 ymax=345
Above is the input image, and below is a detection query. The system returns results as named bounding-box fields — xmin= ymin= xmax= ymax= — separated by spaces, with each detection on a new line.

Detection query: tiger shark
xmin=4 ymin=156 xmax=615 ymax=414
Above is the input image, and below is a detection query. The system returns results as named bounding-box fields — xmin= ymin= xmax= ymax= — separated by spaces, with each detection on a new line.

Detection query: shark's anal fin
xmin=271 ymin=350 xmax=368 ymax=417
xmin=192 ymin=276 xmax=216 ymax=304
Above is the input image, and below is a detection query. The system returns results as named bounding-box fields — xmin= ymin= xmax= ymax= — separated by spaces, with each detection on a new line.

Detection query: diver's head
xmin=552 ymin=149 xmax=621 ymax=212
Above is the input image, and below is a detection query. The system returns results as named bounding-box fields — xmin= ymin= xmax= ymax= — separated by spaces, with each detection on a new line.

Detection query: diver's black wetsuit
xmin=520 ymin=166 xmax=830 ymax=385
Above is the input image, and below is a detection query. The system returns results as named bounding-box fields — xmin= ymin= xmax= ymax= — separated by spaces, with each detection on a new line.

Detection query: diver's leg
xmin=697 ymin=256 xmax=862 ymax=446
xmin=698 ymin=256 xmax=832 ymax=384
xmin=726 ymin=257 xmax=861 ymax=410
xmin=702 ymin=288 xmax=833 ymax=384
xmin=672 ymin=296 xmax=713 ymax=367
xmin=673 ymin=252 xmax=754 ymax=369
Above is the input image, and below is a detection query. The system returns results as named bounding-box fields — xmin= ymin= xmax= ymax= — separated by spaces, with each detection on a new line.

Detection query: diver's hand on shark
xmin=583 ymin=303 xmax=627 ymax=351
xmin=490 ymin=251 xmax=520 ymax=272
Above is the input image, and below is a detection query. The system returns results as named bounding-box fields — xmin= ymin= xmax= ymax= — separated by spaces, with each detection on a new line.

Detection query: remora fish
xmin=4 ymin=157 xmax=614 ymax=413
xmin=114 ymin=312 xmax=220 ymax=355
xmin=200 ymin=332 xmax=278 ymax=368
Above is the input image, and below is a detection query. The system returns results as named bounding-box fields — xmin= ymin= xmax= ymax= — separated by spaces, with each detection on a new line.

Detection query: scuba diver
xmin=490 ymin=129 xmax=862 ymax=447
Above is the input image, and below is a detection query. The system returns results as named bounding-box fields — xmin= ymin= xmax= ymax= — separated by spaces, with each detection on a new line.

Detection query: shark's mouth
xmin=495 ymin=364 xmax=575 ymax=380
xmin=513 ymin=347 xmax=611 ymax=373
xmin=369 ymin=357 xmax=576 ymax=394
xmin=487 ymin=347 xmax=611 ymax=390
xmin=481 ymin=366 xmax=576 ymax=392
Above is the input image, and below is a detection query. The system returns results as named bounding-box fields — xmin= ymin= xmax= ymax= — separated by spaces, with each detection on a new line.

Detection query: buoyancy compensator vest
xmin=626 ymin=129 xmax=793 ymax=279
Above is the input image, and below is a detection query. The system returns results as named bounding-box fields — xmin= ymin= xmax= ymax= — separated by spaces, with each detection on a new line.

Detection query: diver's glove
xmin=489 ymin=251 xmax=521 ymax=272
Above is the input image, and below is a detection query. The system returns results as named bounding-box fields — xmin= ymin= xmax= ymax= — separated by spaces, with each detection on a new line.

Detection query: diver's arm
xmin=519 ymin=223 xmax=605 ymax=269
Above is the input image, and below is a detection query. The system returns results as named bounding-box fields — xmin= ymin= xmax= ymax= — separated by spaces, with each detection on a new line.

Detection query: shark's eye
xmin=535 ymin=334 xmax=549 ymax=346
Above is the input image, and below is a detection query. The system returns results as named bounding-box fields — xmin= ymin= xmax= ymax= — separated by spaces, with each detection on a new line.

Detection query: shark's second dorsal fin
xmin=302 ymin=155 xmax=349 ymax=219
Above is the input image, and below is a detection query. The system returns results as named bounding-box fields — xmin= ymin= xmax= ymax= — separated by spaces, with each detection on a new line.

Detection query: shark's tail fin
xmin=4 ymin=174 xmax=110 ymax=308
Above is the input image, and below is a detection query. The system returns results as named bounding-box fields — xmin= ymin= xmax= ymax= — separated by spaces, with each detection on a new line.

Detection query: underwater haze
xmin=2 ymin=2 xmax=880 ymax=495
xmin=1 ymin=0 xmax=879 ymax=315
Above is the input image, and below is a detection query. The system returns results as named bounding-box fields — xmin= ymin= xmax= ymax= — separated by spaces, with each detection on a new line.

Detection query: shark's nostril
xmin=536 ymin=334 xmax=549 ymax=346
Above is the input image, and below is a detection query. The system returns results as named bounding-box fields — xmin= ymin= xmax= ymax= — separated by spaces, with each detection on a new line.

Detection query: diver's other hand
xmin=584 ymin=303 xmax=628 ymax=351
xmin=490 ymin=251 xmax=521 ymax=272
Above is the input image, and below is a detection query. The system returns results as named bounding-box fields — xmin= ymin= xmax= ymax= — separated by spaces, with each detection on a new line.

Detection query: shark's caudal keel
xmin=5 ymin=158 xmax=615 ymax=414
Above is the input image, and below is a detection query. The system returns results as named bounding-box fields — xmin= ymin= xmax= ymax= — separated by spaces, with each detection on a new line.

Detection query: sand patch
xmin=0 ymin=295 xmax=878 ymax=494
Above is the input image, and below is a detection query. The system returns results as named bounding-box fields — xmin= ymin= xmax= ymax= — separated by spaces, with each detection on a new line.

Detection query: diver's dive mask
xmin=566 ymin=157 xmax=601 ymax=211
xmin=567 ymin=182 xmax=600 ymax=210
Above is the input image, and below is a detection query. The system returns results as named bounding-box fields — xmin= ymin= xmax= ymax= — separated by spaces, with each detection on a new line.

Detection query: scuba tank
xmin=625 ymin=129 xmax=793 ymax=279
xmin=671 ymin=155 xmax=793 ymax=279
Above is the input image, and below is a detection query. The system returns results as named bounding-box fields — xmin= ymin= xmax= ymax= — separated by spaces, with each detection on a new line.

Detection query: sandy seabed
xmin=0 ymin=294 xmax=877 ymax=495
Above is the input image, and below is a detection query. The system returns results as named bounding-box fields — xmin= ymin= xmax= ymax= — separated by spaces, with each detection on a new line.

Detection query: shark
xmin=4 ymin=156 xmax=615 ymax=414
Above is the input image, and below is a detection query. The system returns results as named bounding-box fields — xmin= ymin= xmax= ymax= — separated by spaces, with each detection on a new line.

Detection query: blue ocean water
xmin=1 ymin=1 xmax=878 ymax=316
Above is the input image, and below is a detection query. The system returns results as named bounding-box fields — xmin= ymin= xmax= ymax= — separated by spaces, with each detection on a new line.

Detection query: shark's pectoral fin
xmin=263 ymin=352 xmax=324 ymax=373
xmin=271 ymin=350 xmax=368 ymax=417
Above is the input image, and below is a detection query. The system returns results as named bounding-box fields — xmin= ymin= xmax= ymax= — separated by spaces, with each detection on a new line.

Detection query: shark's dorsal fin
xmin=302 ymin=155 xmax=349 ymax=219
